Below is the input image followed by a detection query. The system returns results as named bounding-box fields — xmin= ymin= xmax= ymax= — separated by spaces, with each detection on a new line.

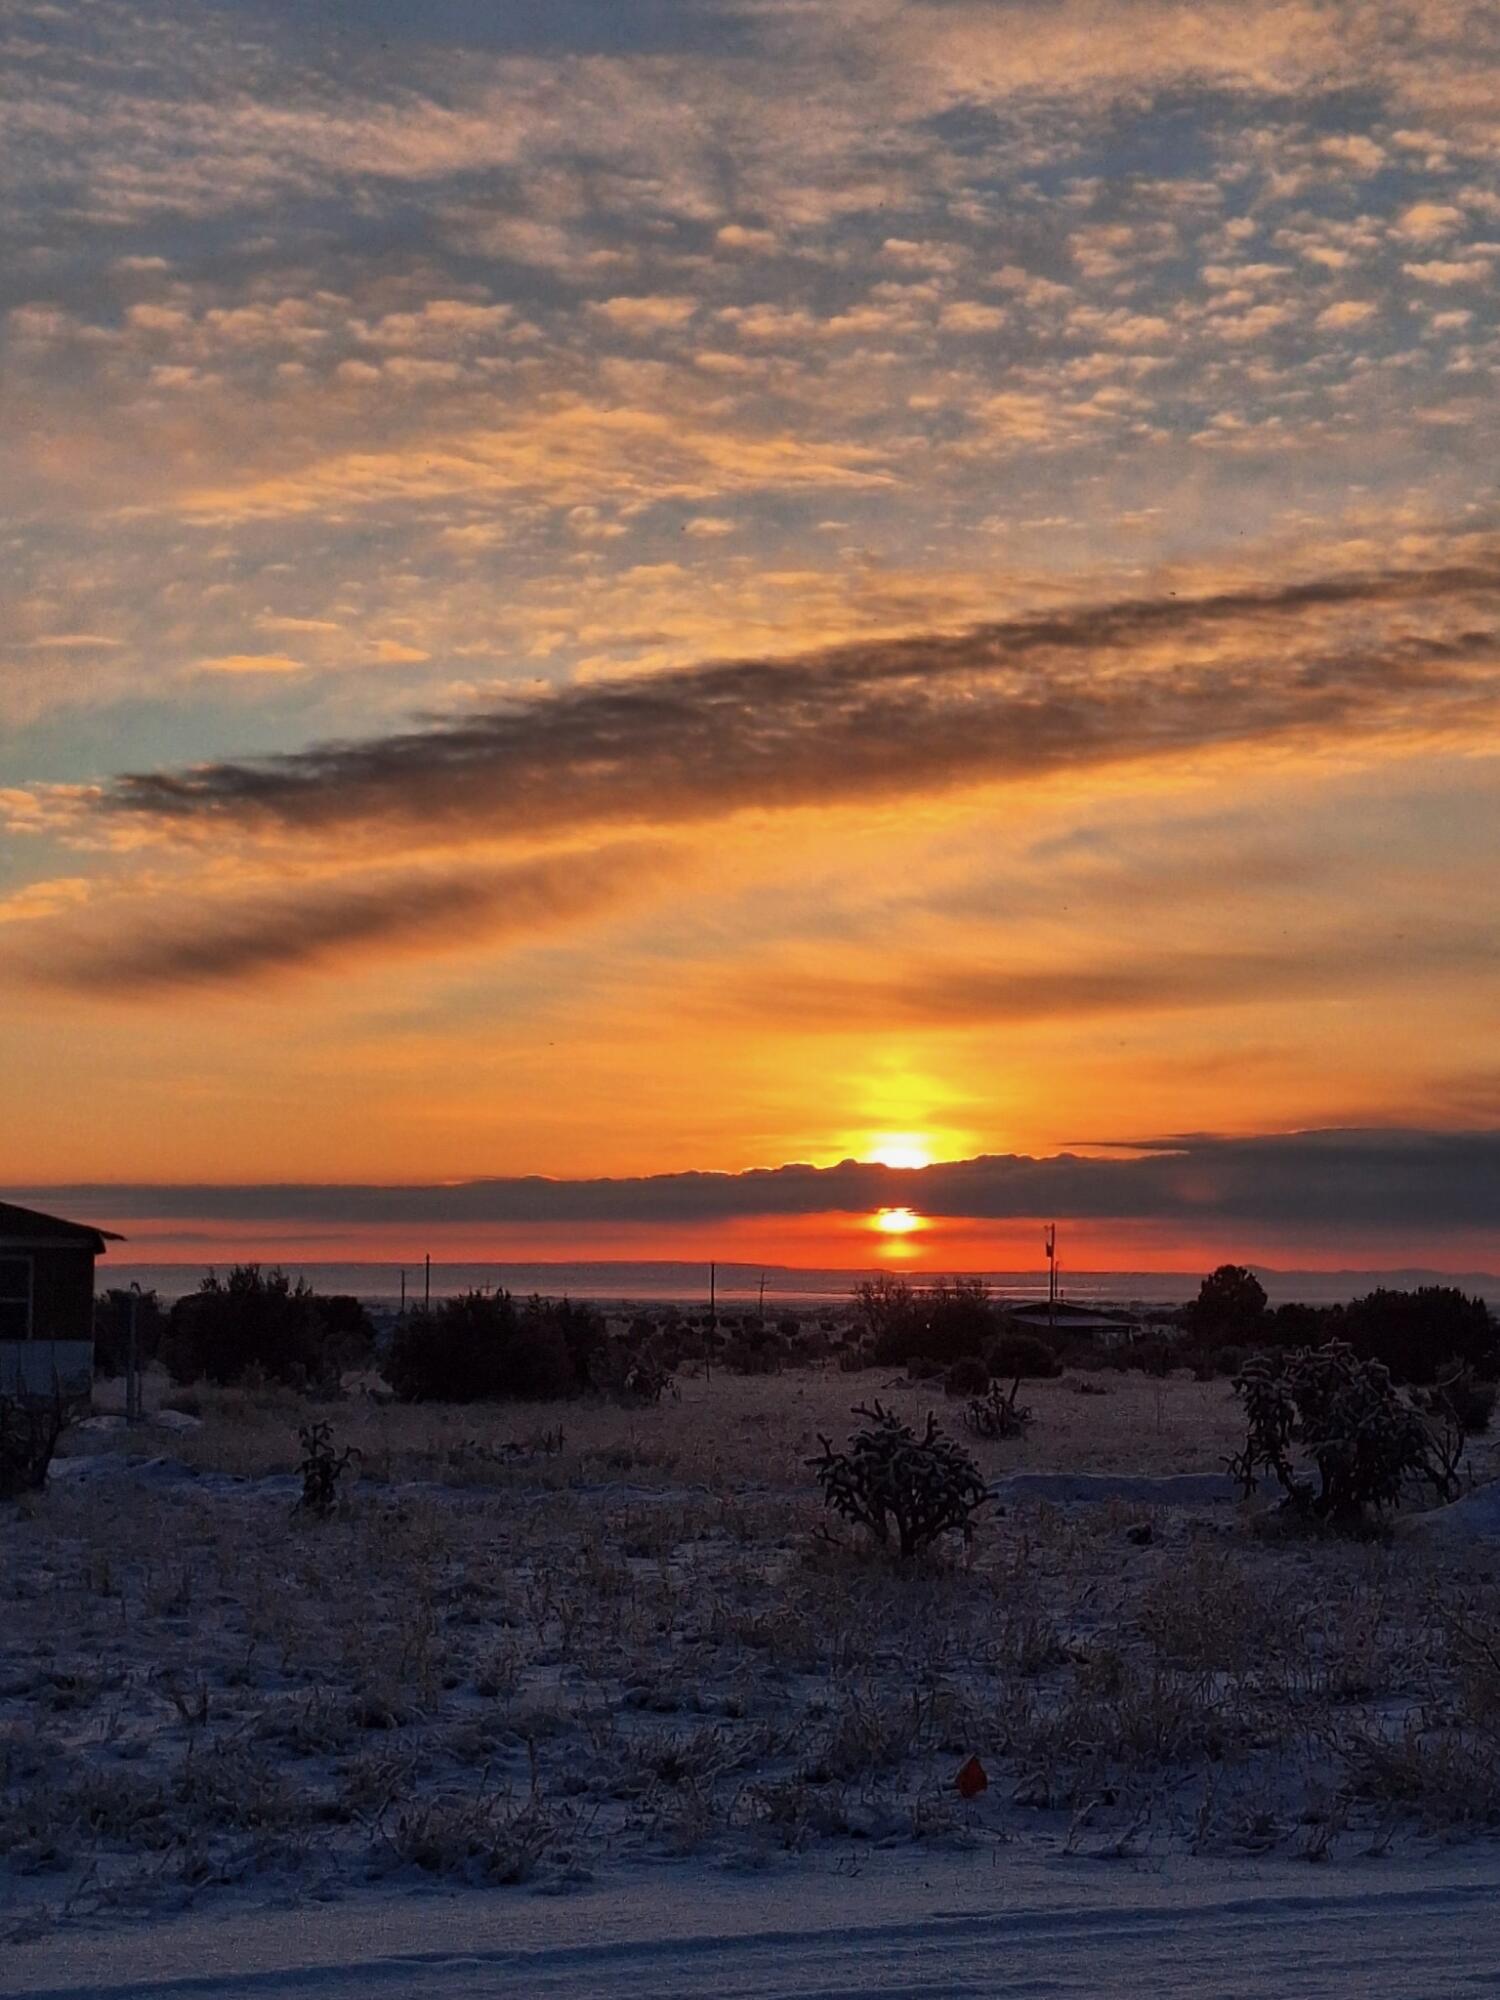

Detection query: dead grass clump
xmin=1440 ymin=1591 xmax=1500 ymax=1733
xmin=0 ymin=1393 xmax=75 ymax=1499
xmin=376 ymin=1781 xmax=560 ymax=1884
xmin=1135 ymin=1545 xmax=1299 ymax=1677
xmin=1341 ymin=1722 xmax=1500 ymax=1827
xmin=803 ymin=1686 xmax=939 ymax=1783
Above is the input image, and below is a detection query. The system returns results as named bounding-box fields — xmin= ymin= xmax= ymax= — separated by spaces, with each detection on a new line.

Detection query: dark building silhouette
xmin=0 ymin=1200 xmax=121 ymax=1400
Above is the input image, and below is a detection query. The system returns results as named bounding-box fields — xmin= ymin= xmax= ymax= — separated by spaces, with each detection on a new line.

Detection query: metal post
xmin=127 ymin=1281 xmax=142 ymax=1423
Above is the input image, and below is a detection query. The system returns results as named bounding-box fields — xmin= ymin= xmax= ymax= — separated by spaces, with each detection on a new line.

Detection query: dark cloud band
xmin=14 ymin=1128 xmax=1500 ymax=1233
xmin=100 ymin=555 xmax=1500 ymax=842
xmin=31 ymin=843 xmax=671 ymax=991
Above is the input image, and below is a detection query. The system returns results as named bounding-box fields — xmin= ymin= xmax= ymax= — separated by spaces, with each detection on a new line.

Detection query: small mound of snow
xmin=49 ymin=1453 xmax=203 ymax=1487
xmin=1402 ymin=1480 xmax=1500 ymax=1541
xmin=152 ymin=1407 xmax=203 ymax=1432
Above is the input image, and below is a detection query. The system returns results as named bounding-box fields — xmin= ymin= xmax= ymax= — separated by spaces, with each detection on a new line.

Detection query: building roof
xmin=1006 ymin=1301 xmax=1137 ymax=1329
xmin=0 ymin=1201 xmax=122 ymax=1255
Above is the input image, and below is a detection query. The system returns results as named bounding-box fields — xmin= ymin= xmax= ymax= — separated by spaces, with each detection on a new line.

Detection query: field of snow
xmin=5 ymin=1367 xmax=1500 ymax=1993
xmin=12 ymin=1848 xmax=1500 ymax=1997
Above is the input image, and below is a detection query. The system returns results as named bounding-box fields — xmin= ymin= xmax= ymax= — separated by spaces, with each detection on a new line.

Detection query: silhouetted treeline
xmin=156 ymin=1266 xmax=375 ymax=1388
xmin=1181 ymin=1266 xmax=1494 ymax=1383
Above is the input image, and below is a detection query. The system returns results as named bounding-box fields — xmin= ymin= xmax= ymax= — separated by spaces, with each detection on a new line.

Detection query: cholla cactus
xmin=808 ymin=1401 xmax=990 ymax=1557
xmin=295 ymin=1420 xmax=360 ymax=1517
xmin=1229 ymin=1340 xmax=1461 ymax=1524
xmin=965 ymin=1379 xmax=1032 ymax=1440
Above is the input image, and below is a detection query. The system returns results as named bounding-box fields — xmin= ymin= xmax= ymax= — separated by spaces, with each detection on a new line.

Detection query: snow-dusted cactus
xmin=295 ymin=1420 xmax=360 ymax=1517
xmin=964 ymin=1379 xmax=1032 ymax=1440
xmin=1229 ymin=1339 xmax=1462 ymax=1525
xmin=808 ymin=1401 xmax=990 ymax=1557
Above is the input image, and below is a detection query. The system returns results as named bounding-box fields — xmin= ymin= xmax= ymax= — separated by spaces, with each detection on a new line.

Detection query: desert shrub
xmin=530 ymin=1294 xmax=606 ymax=1388
xmin=722 ymin=1326 xmax=784 ymax=1374
xmin=1341 ymin=1287 xmax=1495 ymax=1385
xmin=852 ymin=1273 xmax=918 ymax=1353
xmin=1189 ymin=1343 xmax=1251 ymax=1381
xmin=1264 ymin=1300 xmax=1337 ymax=1348
xmin=1414 ymin=1366 xmax=1497 ymax=1437
xmin=92 ymin=1288 xmax=166 ymax=1378
xmin=943 ymin=1355 xmax=990 ymax=1397
xmin=987 ymin=1331 xmax=1063 ymax=1379
xmin=808 ymin=1401 xmax=990 ymax=1557
xmin=590 ymin=1333 xmax=675 ymax=1404
xmin=964 ymin=1379 xmax=1032 ymax=1439
xmin=313 ymin=1295 xmax=377 ymax=1372
xmin=1097 ymin=1336 xmax=1175 ymax=1377
xmin=1183 ymin=1264 xmax=1268 ymax=1345
xmin=776 ymin=1316 xmax=801 ymax=1340
xmin=855 ymin=1275 xmax=997 ymax=1366
xmin=160 ymin=1266 xmax=367 ymax=1388
xmin=1229 ymin=1340 xmax=1462 ymax=1525
xmin=384 ymin=1291 xmax=605 ymax=1403
xmin=295 ymin=1421 xmax=360 ymax=1516
xmin=0 ymin=1391 xmax=72 ymax=1499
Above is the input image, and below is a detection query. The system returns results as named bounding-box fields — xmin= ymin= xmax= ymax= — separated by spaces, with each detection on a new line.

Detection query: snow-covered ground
xmin=6 ymin=1371 xmax=1500 ymax=1993
xmin=11 ymin=1847 xmax=1500 ymax=1997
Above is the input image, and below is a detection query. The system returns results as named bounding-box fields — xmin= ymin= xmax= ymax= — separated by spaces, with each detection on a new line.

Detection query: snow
xmin=12 ymin=1376 xmax=1500 ymax=1995
xmin=1402 ymin=1478 xmax=1500 ymax=1543
xmin=9 ymin=1848 xmax=1499 ymax=1997
xmin=992 ymin=1471 xmax=1244 ymax=1507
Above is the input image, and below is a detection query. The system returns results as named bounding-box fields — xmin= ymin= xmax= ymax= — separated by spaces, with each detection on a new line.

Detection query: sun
xmin=873 ymin=1206 xmax=923 ymax=1235
xmin=867 ymin=1132 xmax=933 ymax=1170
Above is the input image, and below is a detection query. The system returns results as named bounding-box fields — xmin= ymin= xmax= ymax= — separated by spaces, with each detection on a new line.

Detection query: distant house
xmin=0 ymin=1201 xmax=121 ymax=1402
xmin=1004 ymin=1300 xmax=1140 ymax=1345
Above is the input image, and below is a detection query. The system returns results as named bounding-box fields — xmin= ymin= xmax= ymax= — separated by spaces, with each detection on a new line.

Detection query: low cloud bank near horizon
xmin=13 ymin=1128 xmax=1500 ymax=1236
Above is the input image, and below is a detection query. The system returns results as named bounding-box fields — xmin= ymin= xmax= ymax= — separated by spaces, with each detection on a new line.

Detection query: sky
xmin=2 ymin=0 xmax=1498 ymax=1273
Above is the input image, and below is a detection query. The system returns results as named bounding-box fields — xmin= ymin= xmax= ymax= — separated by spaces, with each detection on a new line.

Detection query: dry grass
xmin=5 ymin=1365 xmax=1498 ymax=1935
xmin=84 ymin=1363 xmax=1265 ymax=1491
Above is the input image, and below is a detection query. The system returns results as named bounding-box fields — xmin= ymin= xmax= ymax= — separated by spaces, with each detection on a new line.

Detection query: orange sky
xmin=2 ymin=2 xmax=1498 ymax=1275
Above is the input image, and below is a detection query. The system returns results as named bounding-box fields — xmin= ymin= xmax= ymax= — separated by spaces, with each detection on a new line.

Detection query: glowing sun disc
xmin=874 ymin=1206 xmax=923 ymax=1235
xmin=867 ymin=1133 xmax=933 ymax=1170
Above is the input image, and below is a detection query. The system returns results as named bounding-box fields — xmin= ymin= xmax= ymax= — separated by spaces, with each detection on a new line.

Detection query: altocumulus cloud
xmin=10 ymin=1130 xmax=1500 ymax=1235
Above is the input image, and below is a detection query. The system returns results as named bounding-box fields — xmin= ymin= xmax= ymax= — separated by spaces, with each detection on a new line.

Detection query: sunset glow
xmin=864 ymin=1137 xmax=936 ymax=1173
xmin=2 ymin=3 xmax=1498 ymax=1276
xmin=873 ymin=1207 xmax=924 ymax=1237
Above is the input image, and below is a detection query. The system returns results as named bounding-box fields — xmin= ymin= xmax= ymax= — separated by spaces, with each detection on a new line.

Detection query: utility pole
xmin=709 ymin=1261 xmax=717 ymax=1336
xmin=126 ymin=1281 xmax=143 ymax=1424
xmin=1044 ymin=1223 xmax=1057 ymax=1335
xmin=399 ymin=1269 xmax=406 ymax=1317
xmin=424 ymin=1253 xmax=431 ymax=1313
xmin=758 ymin=1271 xmax=766 ymax=1326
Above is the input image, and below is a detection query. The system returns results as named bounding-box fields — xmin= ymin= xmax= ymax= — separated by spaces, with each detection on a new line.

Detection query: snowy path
xmin=12 ymin=1850 xmax=1499 ymax=1998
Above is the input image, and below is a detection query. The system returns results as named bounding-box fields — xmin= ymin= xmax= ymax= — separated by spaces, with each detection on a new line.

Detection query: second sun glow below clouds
xmin=873 ymin=1206 xmax=923 ymax=1235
